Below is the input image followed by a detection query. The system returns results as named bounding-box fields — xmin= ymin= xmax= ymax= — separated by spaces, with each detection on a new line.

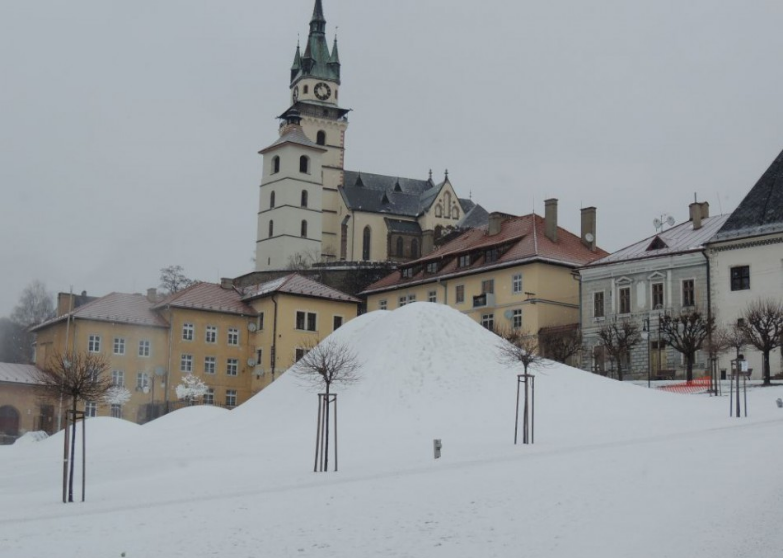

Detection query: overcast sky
xmin=2 ymin=0 xmax=783 ymax=316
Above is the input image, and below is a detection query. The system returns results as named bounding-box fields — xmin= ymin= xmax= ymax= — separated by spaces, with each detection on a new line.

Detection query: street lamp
xmin=642 ymin=318 xmax=650 ymax=388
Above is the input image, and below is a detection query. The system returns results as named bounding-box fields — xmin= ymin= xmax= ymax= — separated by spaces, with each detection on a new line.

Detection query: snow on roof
xmin=242 ymin=274 xmax=360 ymax=303
xmin=32 ymin=292 xmax=169 ymax=331
xmin=0 ymin=363 xmax=41 ymax=385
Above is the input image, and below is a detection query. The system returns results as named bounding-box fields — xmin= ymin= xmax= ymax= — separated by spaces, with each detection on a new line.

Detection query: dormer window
xmin=401 ymin=267 xmax=414 ymax=279
xmin=485 ymin=248 xmax=500 ymax=263
xmin=647 ymin=236 xmax=668 ymax=251
xmin=458 ymin=254 xmax=471 ymax=268
xmin=426 ymin=262 xmax=438 ymax=274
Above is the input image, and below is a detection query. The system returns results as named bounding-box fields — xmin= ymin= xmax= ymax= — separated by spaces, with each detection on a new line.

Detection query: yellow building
xmin=0 ymin=364 xmax=54 ymax=442
xmin=362 ymin=202 xmax=607 ymax=349
xmin=30 ymin=274 xmax=360 ymax=426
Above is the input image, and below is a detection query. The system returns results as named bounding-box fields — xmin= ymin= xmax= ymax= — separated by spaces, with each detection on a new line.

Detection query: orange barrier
xmin=657 ymin=376 xmax=712 ymax=394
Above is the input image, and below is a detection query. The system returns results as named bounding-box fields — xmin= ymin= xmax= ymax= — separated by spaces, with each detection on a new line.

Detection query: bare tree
xmin=294 ymin=338 xmax=360 ymax=472
xmin=34 ymin=351 xmax=111 ymax=502
xmin=496 ymin=328 xmax=549 ymax=375
xmin=714 ymin=324 xmax=748 ymax=362
xmin=11 ymin=280 xmax=55 ymax=328
xmin=0 ymin=317 xmax=27 ymax=363
xmin=286 ymin=248 xmax=320 ymax=271
xmin=596 ymin=319 xmax=642 ymax=381
xmin=739 ymin=299 xmax=783 ymax=385
xmin=159 ymin=265 xmax=196 ymax=295
xmin=539 ymin=326 xmax=582 ymax=365
xmin=659 ymin=310 xmax=715 ymax=382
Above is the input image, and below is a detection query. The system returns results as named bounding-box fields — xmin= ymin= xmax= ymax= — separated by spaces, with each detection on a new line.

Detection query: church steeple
xmin=290 ymin=43 xmax=301 ymax=83
xmin=294 ymin=0 xmax=340 ymax=84
xmin=310 ymin=0 xmax=326 ymax=35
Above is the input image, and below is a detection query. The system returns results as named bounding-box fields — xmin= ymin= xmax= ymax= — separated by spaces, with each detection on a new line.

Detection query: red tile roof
xmin=32 ymin=293 xmax=169 ymax=331
xmin=242 ymin=274 xmax=361 ymax=304
xmin=363 ymin=214 xmax=608 ymax=294
xmin=153 ymin=282 xmax=257 ymax=316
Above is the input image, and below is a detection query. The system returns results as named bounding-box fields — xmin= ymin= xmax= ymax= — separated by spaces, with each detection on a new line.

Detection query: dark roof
xmin=259 ymin=125 xmax=326 ymax=154
xmin=153 ymin=283 xmax=256 ymax=316
xmin=713 ymin=147 xmax=783 ymax=242
xmin=363 ymin=213 xmax=608 ymax=294
xmin=386 ymin=219 xmax=422 ymax=234
xmin=242 ymin=274 xmax=361 ymax=304
xmin=32 ymin=293 xmax=169 ymax=331
xmin=588 ymin=215 xmax=729 ymax=267
xmin=458 ymin=203 xmax=490 ymax=229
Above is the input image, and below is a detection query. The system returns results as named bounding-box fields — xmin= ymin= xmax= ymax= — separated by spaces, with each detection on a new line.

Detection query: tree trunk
xmin=323 ymin=383 xmax=330 ymax=472
xmin=763 ymin=351 xmax=771 ymax=385
xmin=686 ymin=354 xmax=694 ymax=382
xmin=68 ymin=396 xmax=77 ymax=503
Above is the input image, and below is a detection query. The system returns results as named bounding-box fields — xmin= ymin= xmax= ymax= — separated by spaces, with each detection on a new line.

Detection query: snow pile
xmin=13 ymin=431 xmax=48 ymax=445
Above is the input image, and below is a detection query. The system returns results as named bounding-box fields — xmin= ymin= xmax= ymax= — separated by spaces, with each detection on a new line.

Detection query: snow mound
xmin=13 ymin=431 xmax=49 ymax=445
xmin=143 ymin=403 xmax=229 ymax=431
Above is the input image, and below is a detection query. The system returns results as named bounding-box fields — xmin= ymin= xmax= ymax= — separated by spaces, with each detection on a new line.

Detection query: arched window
xmin=316 ymin=130 xmax=326 ymax=145
xmin=396 ymin=237 xmax=404 ymax=257
xmin=270 ymin=191 xmax=276 ymax=209
xmin=435 ymin=204 xmax=443 ymax=218
xmin=445 ymin=192 xmax=452 ymax=214
xmin=451 ymin=206 xmax=459 ymax=220
xmin=301 ymin=190 xmax=308 ymax=208
xmin=411 ymin=239 xmax=419 ymax=258
xmin=362 ymin=226 xmax=371 ymax=261
xmin=299 ymin=155 xmax=310 ymax=174
xmin=272 ymin=156 xmax=280 ymax=174
xmin=303 ymin=85 xmax=309 ymax=94
xmin=268 ymin=220 xmax=274 ymax=238
xmin=301 ymin=220 xmax=308 ymax=238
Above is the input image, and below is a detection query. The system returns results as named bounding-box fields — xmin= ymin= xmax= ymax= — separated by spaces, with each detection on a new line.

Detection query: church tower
xmin=256 ymin=0 xmax=349 ymax=270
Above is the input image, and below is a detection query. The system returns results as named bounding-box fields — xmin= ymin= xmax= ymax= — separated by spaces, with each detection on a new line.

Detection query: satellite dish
xmin=653 ymin=218 xmax=662 ymax=229
xmin=142 ymin=385 xmax=150 ymax=394
xmin=247 ymin=358 xmax=257 ymax=367
xmin=585 ymin=233 xmax=594 ymax=243
xmin=503 ymin=310 xmax=514 ymax=320
xmin=666 ymin=216 xmax=676 ymax=227
xmin=154 ymin=367 xmax=166 ymax=377
xmin=247 ymin=322 xmax=257 ymax=332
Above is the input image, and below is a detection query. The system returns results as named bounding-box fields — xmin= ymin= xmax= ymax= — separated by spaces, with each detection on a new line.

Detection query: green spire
xmin=290 ymin=43 xmax=301 ymax=83
xmin=310 ymin=0 xmax=326 ymax=35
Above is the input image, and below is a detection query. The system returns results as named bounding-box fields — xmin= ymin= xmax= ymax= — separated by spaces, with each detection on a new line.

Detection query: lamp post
xmin=642 ymin=318 xmax=650 ymax=388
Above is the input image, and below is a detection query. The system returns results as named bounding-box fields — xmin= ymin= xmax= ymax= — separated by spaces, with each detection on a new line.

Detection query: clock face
xmin=292 ymin=86 xmax=299 ymax=102
xmin=314 ymin=82 xmax=332 ymax=101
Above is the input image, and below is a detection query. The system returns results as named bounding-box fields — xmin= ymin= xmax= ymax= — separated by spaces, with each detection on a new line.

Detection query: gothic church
xmin=255 ymin=0 xmax=486 ymax=272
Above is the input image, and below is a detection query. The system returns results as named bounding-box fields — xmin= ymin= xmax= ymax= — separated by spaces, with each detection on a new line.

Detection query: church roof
xmin=292 ymin=0 xmax=340 ymax=84
xmin=712 ymin=147 xmax=783 ymax=242
xmin=259 ymin=125 xmax=326 ymax=154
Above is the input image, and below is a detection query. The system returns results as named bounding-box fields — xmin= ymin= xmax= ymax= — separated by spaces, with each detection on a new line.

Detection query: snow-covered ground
xmin=2 ymin=303 xmax=782 ymax=558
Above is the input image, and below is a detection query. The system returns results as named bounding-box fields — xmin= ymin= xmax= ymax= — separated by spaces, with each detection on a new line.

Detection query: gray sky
xmin=2 ymin=0 xmax=783 ymax=316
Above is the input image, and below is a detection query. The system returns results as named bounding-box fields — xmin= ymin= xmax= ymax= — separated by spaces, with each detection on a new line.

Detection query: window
xmin=269 ymin=220 xmax=274 ymax=238
xmin=301 ymin=190 xmax=308 ymax=208
xmin=407 ymin=294 xmax=417 ymax=304
xmin=226 ymin=359 xmax=238 ymax=376
xmin=593 ymin=292 xmax=605 ymax=318
xmin=458 ymin=255 xmax=471 ymax=268
xmin=182 ymin=323 xmax=194 ymax=341
xmin=333 ymin=316 xmax=343 ymax=331
xmin=652 ymin=283 xmax=664 ymax=309
xmin=270 ymin=190 xmax=276 ymax=208
xmin=204 ymin=356 xmax=216 ymax=375
xmin=428 ymin=290 xmax=437 ymax=303
xmin=316 ymin=130 xmax=326 ymax=145
xmin=226 ymin=390 xmax=237 ymax=407
xmin=180 ymin=354 xmax=193 ymax=373
xmin=295 ymin=348 xmax=309 ymax=362
xmin=136 ymin=372 xmax=149 ymax=390
xmin=138 ymin=340 xmax=150 ymax=358
xmin=301 ymin=220 xmax=308 ymax=238
xmin=272 ymin=156 xmax=280 ymax=175
xmin=730 ymin=266 xmax=750 ymax=291
xmin=299 ymin=155 xmax=310 ymax=174
xmin=411 ymin=239 xmax=419 ymax=258
xmin=84 ymin=402 xmax=97 ymax=418
xmin=227 ymin=328 xmax=239 ymax=346
xmin=456 ymin=285 xmax=465 ymax=304
xmin=512 ymin=309 xmax=522 ymax=329
xmin=256 ymin=349 xmax=263 ymax=368
xmin=113 ymin=338 xmax=125 ymax=356
xmin=258 ymin=313 xmax=265 ymax=330
xmin=111 ymin=370 xmax=124 ymax=387
xmin=401 ymin=267 xmax=414 ymax=279
xmin=204 ymin=388 xmax=215 ymax=405
xmin=619 ymin=287 xmax=631 ymax=315
xmin=303 ymin=85 xmax=309 ymax=94
xmin=88 ymin=335 xmax=101 ymax=353
xmin=399 ymin=295 xmax=408 ymax=307
xmin=379 ymin=300 xmax=387 ymax=310
xmin=481 ymin=314 xmax=495 ymax=331
xmin=485 ymin=248 xmax=500 ymax=263
xmin=110 ymin=404 xmax=122 ymax=419
xmin=205 ymin=325 xmax=217 ymax=344
xmin=296 ymin=311 xmax=317 ymax=332
xmin=396 ymin=237 xmax=404 ymax=257
xmin=426 ymin=262 xmax=438 ymax=274
xmin=362 ymin=226 xmax=371 ymax=261
xmin=682 ymin=279 xmax=695 ymax=307
xmin=481 ymin=279 xmax=495 ymax=295
xmin=512 ymin=274 xmax=523 ymax=294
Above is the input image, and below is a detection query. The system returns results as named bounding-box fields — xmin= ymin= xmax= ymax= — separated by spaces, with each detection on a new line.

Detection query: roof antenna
xmin=716 ymin=192 xmax=723 ymax=215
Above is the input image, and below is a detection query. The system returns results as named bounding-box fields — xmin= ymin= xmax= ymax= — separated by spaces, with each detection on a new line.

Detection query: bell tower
xmin=279 ymin=0 xmax=350 ymax=262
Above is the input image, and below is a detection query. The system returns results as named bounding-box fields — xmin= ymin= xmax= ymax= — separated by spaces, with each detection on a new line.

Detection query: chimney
xmin=146 ymin=288 xmax=157 ymax=303
xmin=488 ymin=212 xmax=504 ymax=236
xmin=689 ymin=202 xmax=702 ymax=230
xmin=544 ymin=199 xmax=558 ymax=242
xmin=57 ymin=293 xmax=74 ymax=317
xmin=220 ymin=277 xmax=235 ymax=290
xmin=581 ymin=207 xmax=597 ymax=252
xmin=700 ymin=201 xmax=710 ymax=220
xmin=421 ymin=230 xmax=435 ymax=256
